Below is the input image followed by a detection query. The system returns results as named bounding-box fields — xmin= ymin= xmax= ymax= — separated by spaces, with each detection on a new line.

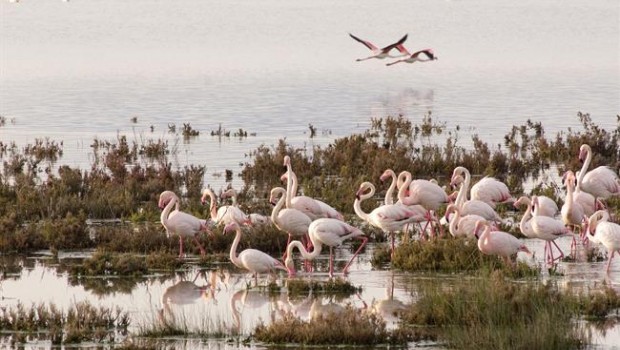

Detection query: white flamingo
xmin=269 ymin=187 xmax=312 ymax=258
xmin=386 ymin=48 xmax=437 ymax=66
xmin=222 ymin=188 xmax=271 ymax=225
xmin=470 ymin=176 xmax=514 ymax=209
xmin=577 ymin=143 xmax=620 ymax=200
xmin=283 ymin=156 xmax=344 ymax=220
xmin=444 ymin=204 xmax=485 ymax=238
xmin=354 ymin=181 xmax=423 ymax=257
xmin=159 ymin=191 xmax=209 ymax=258
xmin=561 ymin=171 xmax=588 ymax=255
xmin=284 ymin=218 xmax=368 ymax=277
xmin=225 ymin=222 xmax=287 ymax=285
xmin=201 ymin=188 xmax=251 ymax=226
xmin=529 ymin=196 xmax=571 ymax=264
xmin=450 ymin=166 xmax=504 ymax=223
xmin=349 ymin=33 xmax=409 ymax=61
xmin=473 ymin=220 xmax=531 ymax=266
xmin=584 ymin=210 xmax=620 ymax=273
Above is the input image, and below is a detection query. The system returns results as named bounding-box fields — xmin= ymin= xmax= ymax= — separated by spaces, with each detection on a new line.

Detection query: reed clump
xmin=0 ymin=301 xmax=129 ymax=344
xmin=286 ymin=278 xmax=362 ymax=296
xmin=400 ymin=271 xmax=589 ymax=350
xmin=254 ymin=306 xmax=401 ymax=345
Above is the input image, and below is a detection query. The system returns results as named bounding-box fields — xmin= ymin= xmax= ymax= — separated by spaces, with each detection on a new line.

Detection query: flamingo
xmin=159 ymin=270 xmax=213 ymax=321
xmin=577 ymin=143 xmax=620 ymax=200
xmin=584 ymin=210 xmax=620 ymax=273
xmin=529 ymin=196 xmax=571 ymax=264
xmin=222 ymin=187 xmax=271 ymax=225
xmin=396 ymin=171 xmax=443 ymax=237
xmin=469 ymin=176 xmax=514 ymax=209
xmin=386 ymin=48 xmax=437 ymax=66
xmin=514 ymin=196 xmax=536 ymax=238
xmin=354 ymin=181 xmax=422 ymax=257
xmin=561 ymin=170 xmax=588 ymax=255
xmin=379 ymin=168 xmax=398 ymax=205
xmin=201 ymin=188 xmax=251 ymax=226
xmin=349 ymin=33 xmax=409 ymax=62
xmin=282 ymin=156 xmax=343 ymax=220
xmin=473 ymin=220 xmax=531 ymax=266
xmin=450 ymin=166 xmax=504 ymax=223
xmin=380 ymin=169 xmax=430 ymax=234
xmin=159 ymin=191 xmax=209 ymax=258
xmin=284 ymin=218 xmax=368 ymax=277
xmin=225 ymin=222 xmax=287 ymax=285
xmin=444 ymin=204 xmax=486 ymax=238
xmin=398 ymin=171 xmax=449 ymax=211
xmin=269 ymin=187 xmax=312 ymax=259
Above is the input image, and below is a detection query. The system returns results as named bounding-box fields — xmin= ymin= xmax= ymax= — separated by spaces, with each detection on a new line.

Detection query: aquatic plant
xmin=400 ymin=271 xmax=589 ymax=350
xmin=254 ymin=306 xmax=402 ymax=345
xmin=286 ymin=278 xmax=362 ymax=296
xmin=0 ymin=301 xmax=129 ymax=345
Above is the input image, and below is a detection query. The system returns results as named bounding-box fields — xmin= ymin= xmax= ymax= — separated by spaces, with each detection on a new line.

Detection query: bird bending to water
xmin=284 ymin=218 xmax=367 ymax=277
xmin=159 ymin=191 xmax=210 ymax=258
xmin=225 ymin=222 xmax=287 ymax=285
xmin=584 ymin=210 xmax=620 ymax=273
xmin=349 ymin=33 xmax=409 ymax=61
xmin=386 ymin=48 xmax=437 ymax=66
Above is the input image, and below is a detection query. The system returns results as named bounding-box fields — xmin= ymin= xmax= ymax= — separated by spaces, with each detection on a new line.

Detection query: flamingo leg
xmin=329 ymin=247 xmax=334 ymax=278
xmin=178 ymin=236 xmax=184 ymax=259
xmin=343 ymin=236 xmax=368 ymax=275
xmin=193 ymin=236 xmax=206 ymax=256
xmin=551 ymin=240 xmax=565 ymax=261
xmin=390 ymin=232 xmax=395 ymax=259
xmin=606 ymin=250 xmax=615 ymax=273
xmin=282 ymin=234 xmax=292 ymax=261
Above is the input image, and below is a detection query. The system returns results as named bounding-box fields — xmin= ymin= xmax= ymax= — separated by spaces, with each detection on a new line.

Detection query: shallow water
xmin=2 ymin=236 xmax=620 ymax=349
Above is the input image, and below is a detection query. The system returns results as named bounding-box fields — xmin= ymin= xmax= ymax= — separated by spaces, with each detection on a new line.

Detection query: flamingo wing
xmin=311 ymin=219 xmax=363 ymax=247
xmin=239 ymin=249 xmax=284 ymax=273
xmin=380 ymin=34 xmax=408 ymax=53
xmin=349 ymin=33 xmax=378 ymax=51
xmin=582 ymin=166 xmax=620 ymax=198
xmin=595 ymin=222 xmax=620 ymax=251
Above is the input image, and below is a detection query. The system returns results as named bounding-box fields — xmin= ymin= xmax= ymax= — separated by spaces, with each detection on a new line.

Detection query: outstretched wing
xmin=381 ymin=34 xmax=408 ymax=53
xmin=349 ymin=33 xmax=378 ymax=51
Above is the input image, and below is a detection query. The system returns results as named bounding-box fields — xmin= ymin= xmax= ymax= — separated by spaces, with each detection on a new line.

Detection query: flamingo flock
xmin=349 ymin=33 xmax=437 ymax=67
xmin=157 ymin=143 xmax=620 ymax=281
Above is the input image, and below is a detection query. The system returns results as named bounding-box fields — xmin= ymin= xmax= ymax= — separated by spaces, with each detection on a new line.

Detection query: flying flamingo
xmin=577 ymin=143 xmax=620 ymax=200
xmin=584 ymin=210 xmax=620 ymax=273
xmin=284 ymin=218 xmax=368 ymax=278
xmin=349 ymin=33 xmax=409 ymax=61
xmin=269 ymin=187 xmax=312 ymax=259
xmin=386 ymin=48 xmax=437 ymax=66
xmin=282 ymin=156 xmax=344 ymax=221
xmin=354 ymin=181 xmax=422 ymax=257
xmin=201 ymin=188 xmax=251 ymax=226
xmin=444 ymin=204 xmax=486 ymax=238
xmin=225 ymin=222 xmax=287 ymax=285
xmin=450 ymin=166 xmax=504 ymax=223
xmin=473 ymin=220 xmax=531 ymax=267
xmin=159 ymin=191 xmax=209 ymax=258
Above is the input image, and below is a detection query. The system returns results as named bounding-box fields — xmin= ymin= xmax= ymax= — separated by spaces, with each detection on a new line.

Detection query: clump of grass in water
xmin=286 ymin=278 xmax=362 ymax=296
xmin=392 ymin=236 xmax=539 ymax=277
xmin=400 ymin=271 xmax=595 ymax=350
xmin=254 ymin=306 xmax=408 ymax=345
xmin=0 ymin=301 xmax=129 ymax=345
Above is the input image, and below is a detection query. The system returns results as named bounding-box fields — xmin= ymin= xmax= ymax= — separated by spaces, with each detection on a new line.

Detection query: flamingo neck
xmin=396 ymin=172 xmax=412 ymax=204
xmin=565 ymin=179 xmax=575 ymax=213
xmin=448 ymin=208 xmax=460 ymax=236
xmin=286 ymin=240 xmax=322 ymax=264
xmin=160 ymin=195 xmax=178 ymax=232
xmin=455 ymin=168 xmax=471 ymax=208
xmin=285 ymin=165 xmax=295 ymax=208
xmin=519 ymin=199 xmax=533 ymax=234
xmin=271 ymin=189 xmax=286 ymax=224
xmin=384 ymin=171 xmax=397 ymax=205
xmin=577 ymin=148 xmax=591 ymax=192
xmin=478 ymin=225 xmax=491 ymax=250
xmin=229 ymin=227 xmax=244 ymax=269
xmin=353 ymin=185 xmax=375 ymax=222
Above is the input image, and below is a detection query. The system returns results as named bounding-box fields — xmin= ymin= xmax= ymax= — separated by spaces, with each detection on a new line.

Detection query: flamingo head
xmin=444 ymin=204 xmax=456 ymax=221
xmin=561 ymin=171 xmax=575 ymax=188
xmin=450 ymin=174 xmax=464 ymax=189
xmin=473 ymin=220 xmax=487 ymax=239
xmin=285 ymin=256 xmax=296 ymax=277
xmin=531 ymin=196 xmax=539 ymax=212
xmin=595 ymin=199 xmax=606 ymax=211
xmin=578 ymin=144 xmax=590 ymax=162
xmin=447 ymin=191 xmax=458 ymax=203
xmin=158 ymin=190 xmax=177 ymax=209
xmin=269 ymin=187 xmax=285 ymax=206
xmin=379 ymin=169 xmax=394 ymax=182
xmin=280 ymin=173 xmax=288 ymax=183
xmin=283 ymin=155 xmax=291 ymax=167
xmin=224 ymin=222 xmax=239 ymax=234
xmin=200 ymin=188 xmax=214 ymax=205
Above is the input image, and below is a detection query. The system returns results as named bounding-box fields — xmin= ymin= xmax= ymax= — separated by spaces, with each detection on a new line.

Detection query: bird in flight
xmin=386 ymin=48 xmax=437 ymax=66
xmin=349 ymin=33 xmax=409 ymax=61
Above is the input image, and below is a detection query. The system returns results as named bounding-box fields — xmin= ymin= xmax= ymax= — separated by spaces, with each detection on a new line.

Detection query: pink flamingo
xmin=473 ymin=220 xmax=531 ymax=266
xmin=577 ymin=144 xmax=620 ymax=200
xmin=269 ymin=187 xmax=312 ymax=259
xmin=584 ymin=210 xmax=620 ymax=273
xmin=282 ymin=156 xmax=344 ymax=221
xmin=349 ymin=33 xmax=409 ymax=61
xmin=380 ymin=169 xmax=431 ymax=235
xmin=354 ymin=181 xmax=423 ymax=257
xmin=450 ymin=166 xmax=504 ymax=223
xmin=200 ymin=188 xmax=251 ymax=226
xmin=469 ymin=176 xmax=514 ymax=209
xmin=561 ymin=171 xmax=588 ymax=255
xmin=444 ymin=204 xmax=486 ymax=238
xmin=386 ymin=48 xmax=437 ymax=66
xmin=284 ymin=218 xmax=368 ymax=277
xmin=225 ymin=222 xmax=287 ymax=285
xmin=159 ymin=191 xmax=209 ymax=258
xmin=222 ymin=188 xmax=271 ymax=225
xmin=529 ymin=196 xmax=571 ymax=265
